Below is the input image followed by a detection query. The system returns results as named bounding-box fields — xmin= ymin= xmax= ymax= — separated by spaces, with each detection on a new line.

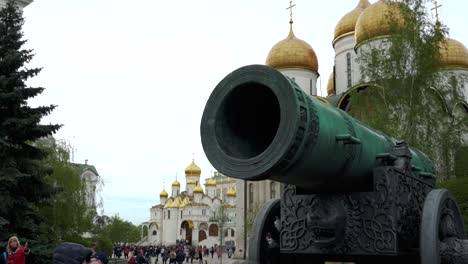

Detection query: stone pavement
xmin=147 ymin=253 xmax=241 ymax=264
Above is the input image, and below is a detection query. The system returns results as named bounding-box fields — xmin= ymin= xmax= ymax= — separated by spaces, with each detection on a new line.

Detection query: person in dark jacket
xmin=53 ymin=242 xmax=92 ymax=264
xmin=176 ymin=250 xmax=185 ymax=264
xmin=1 ymin=245 xmax=6 ymax=264
xmin=136 ymin=250 xmax=149 ymax=264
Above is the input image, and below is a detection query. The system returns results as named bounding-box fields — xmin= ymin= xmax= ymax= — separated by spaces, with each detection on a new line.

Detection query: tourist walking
xmin=6 ymin=236 xmax=30 ymax=264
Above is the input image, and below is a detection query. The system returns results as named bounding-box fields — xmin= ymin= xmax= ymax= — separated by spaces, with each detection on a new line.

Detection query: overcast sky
xmin=21 ymin=0 xmax=468 ymax=224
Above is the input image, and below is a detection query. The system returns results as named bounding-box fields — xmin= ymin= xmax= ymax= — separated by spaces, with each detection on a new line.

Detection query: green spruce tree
xmin=0 ymin=0 xmax=61 ymax=255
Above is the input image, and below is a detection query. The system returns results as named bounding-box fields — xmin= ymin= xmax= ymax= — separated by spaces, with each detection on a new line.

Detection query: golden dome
xmin=266 ymin=24 xmax=318 ymax=72
xmin=439 ymin=38 xmax=468 ymax=69
xmin=355 ymin=0 xmax=405 ymax=45
xmin=226 ymin=187 xmax=236 ymax=198
xmin=168 ymin=197 xmax=181 ymax=208
xmin=185 ymin=159 xmax=201 ymax=176
xmin=327 ymin=72 xmax=335 ymax=96
xmin=160 ymin=189 xmax=168 ymax=198
xmin=187 ymin=180 xmax=197 ymax=185
xmin=205 ymin=179 xmax=217 ymax=187
xmin=193 ymin=185 xmax=204 ymax=194
xmin=333 ymin=0 xmax=370 ymax=45
xmin=172 ymin=179 xmax=180 ymax=187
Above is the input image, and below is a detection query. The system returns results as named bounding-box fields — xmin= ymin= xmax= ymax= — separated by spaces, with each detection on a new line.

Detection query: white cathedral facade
xmin=141 ymin=160 xmax=237 ymax=247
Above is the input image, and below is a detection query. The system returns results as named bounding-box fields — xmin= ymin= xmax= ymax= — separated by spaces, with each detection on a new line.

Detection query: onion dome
xmin=355 ymin=0 xmax=405 ymax=46
xmin=333 ymin=0 xmax=370 ymax=45
xmin=172 ymin=179 xmax=180 ymax=187
xmin=185 ymin=159 xmax=201 ymax=176
xmin=205 ymin=179 xmax=217 ymax=187
xmin=168 ymin=197 xmax=181 ymax=208
xmin=439 ymin=38 xmax=468 ymax=69
xmin=226 ymin=187 xmax=236 ymax=198
xmin=160 ymin=189 xmax=168 ymax=198
xmin=327 ymin=72 xmax=335 ymax=96
xmin=266 ymin=22 xmax=318 ymax=72
xmin=187 ymin=180 xmax=197 ymax=185
xmin=193 ymin=184 xmax=204 ymax=194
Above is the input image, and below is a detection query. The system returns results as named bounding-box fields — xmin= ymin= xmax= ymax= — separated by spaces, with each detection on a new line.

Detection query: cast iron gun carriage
xmin=200 ymin=65 xmax=468 ymax=263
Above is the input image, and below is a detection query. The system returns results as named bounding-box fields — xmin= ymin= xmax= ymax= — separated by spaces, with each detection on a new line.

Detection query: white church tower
xmin=331 ymin=0 xmax=370 ymax=95
xmin=265 ymin=2 xmax=319 ymax=96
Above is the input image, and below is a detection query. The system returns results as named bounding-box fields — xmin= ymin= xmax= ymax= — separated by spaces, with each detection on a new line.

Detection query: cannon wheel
xmin=248 ymin=198 xmax=280 ymax=264
xmin=420 ymin=189 xmax=466 ymax=264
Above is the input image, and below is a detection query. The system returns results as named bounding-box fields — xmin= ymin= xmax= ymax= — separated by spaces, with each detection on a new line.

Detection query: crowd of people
xmin=0 ymin=236 xmax=236 ymax=264
xmin=112 ymin=242 xmax=236 ymax=264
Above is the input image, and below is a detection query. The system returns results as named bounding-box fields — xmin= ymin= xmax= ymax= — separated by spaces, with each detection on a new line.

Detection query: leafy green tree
xmin=0 ymin=0 xmax=61 ymax=258
xmin=102 ymin=215 xmax=140 ymax=243
xmin=352 ymin=0 xmax=467 ymax=179
xmin=36 ymin=138 xmax=95 ymax=242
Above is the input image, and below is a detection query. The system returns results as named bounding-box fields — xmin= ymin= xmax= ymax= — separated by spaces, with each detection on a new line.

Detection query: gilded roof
xmin=355 ymin=0 xmax=405 ymax=45
xmin=172 ymin=179 xmax=180 ymax=187
xmin=159 ymin=189 xmax=168 ymax=198
xmin=333 ymin=0 xmax=370 ymax=44
xmin=187 ymin=180 xmax=196 ymax=185
xmin=266 ymin=24 xmax=319 ymax=72
xmin=193 ymin=184 xmax=204 ymax=194
xmin=185 ymin=159 xmax=201 ymax=176
xmin=226 ymin=187 xmax=236 ymax=197
xmin=439 ymin=38 xmax=468 ymax=69
xmin=168 ymin=197 xmax=182 ymax=208
xmin=205 ymin=179 xmax=217 ymax=187
xmin=327 ymin=71 xmax=335 ymax=96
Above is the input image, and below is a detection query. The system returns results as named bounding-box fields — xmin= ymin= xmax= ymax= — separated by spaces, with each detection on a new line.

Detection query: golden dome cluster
xmin=333 ymin=0 xmax=370 ymax=45
xmin=439 ymin=38 xmax=468 ymax=69
xmin=185 ymin=159 xmax=201 ymax=176
xmin=266 ymin=26 xmax=318 ymax=72
xmin=355 ymin=0 xmax=405 ymax=45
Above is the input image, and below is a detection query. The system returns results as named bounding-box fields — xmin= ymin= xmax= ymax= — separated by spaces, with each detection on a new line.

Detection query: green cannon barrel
xmin=200 ymin=65 xmax=434 ymax=191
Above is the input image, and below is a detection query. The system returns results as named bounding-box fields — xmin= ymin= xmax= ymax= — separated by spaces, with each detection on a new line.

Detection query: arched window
xmin=181 ymin=211 xmax=183 ymax=219
xmin=168 ymin=210 xmax=171 ymax=220
xmin=231 ymin=229 xmax=235 ymax=237
xmin=249 ymin=183 xmax=254 ymax=211
xmin=152 ymin=230 xmax=157 ymax=236
xmin=270 ymin=182 xmax=276 ymax=199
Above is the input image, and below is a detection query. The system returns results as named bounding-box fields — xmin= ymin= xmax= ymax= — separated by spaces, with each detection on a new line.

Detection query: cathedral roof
xmin=185 ymin=159 xmax=201 ymax=176
xmin=355 ymin=0 xmax=405 ymax=46
xmin=152 ymin=204 xmax=165 ymax=209
xmin=168 ymin=197 xmax=182 ymax=208
xmin=266 ymin=23 xmax=318 ymax=72
xmin=439 ymin=38 xmax=468 ymax=70
xmin=333 ymin=0 xmax=370 ymax=45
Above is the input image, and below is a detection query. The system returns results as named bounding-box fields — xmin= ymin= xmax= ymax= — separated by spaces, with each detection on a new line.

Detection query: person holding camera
xmin=6 ymin=236 xmax=30 ymax=264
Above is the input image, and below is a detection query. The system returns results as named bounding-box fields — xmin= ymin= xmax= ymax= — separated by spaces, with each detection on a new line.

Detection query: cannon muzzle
xmin=200 ymin=65 xmax=434 ymax=191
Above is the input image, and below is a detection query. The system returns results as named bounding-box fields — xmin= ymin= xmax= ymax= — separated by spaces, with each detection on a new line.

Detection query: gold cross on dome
xmin=286 ymin=0 xmax=296 ymax=23
xmin=431 ymin=0 xmax=442 ymax=23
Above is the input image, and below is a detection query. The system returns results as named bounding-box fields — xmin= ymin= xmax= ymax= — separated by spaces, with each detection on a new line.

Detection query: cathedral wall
xmin=278 ymin=68 xmax=319 ymax=96
xmin=334 ymin=34 xmax=360 ymax=94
